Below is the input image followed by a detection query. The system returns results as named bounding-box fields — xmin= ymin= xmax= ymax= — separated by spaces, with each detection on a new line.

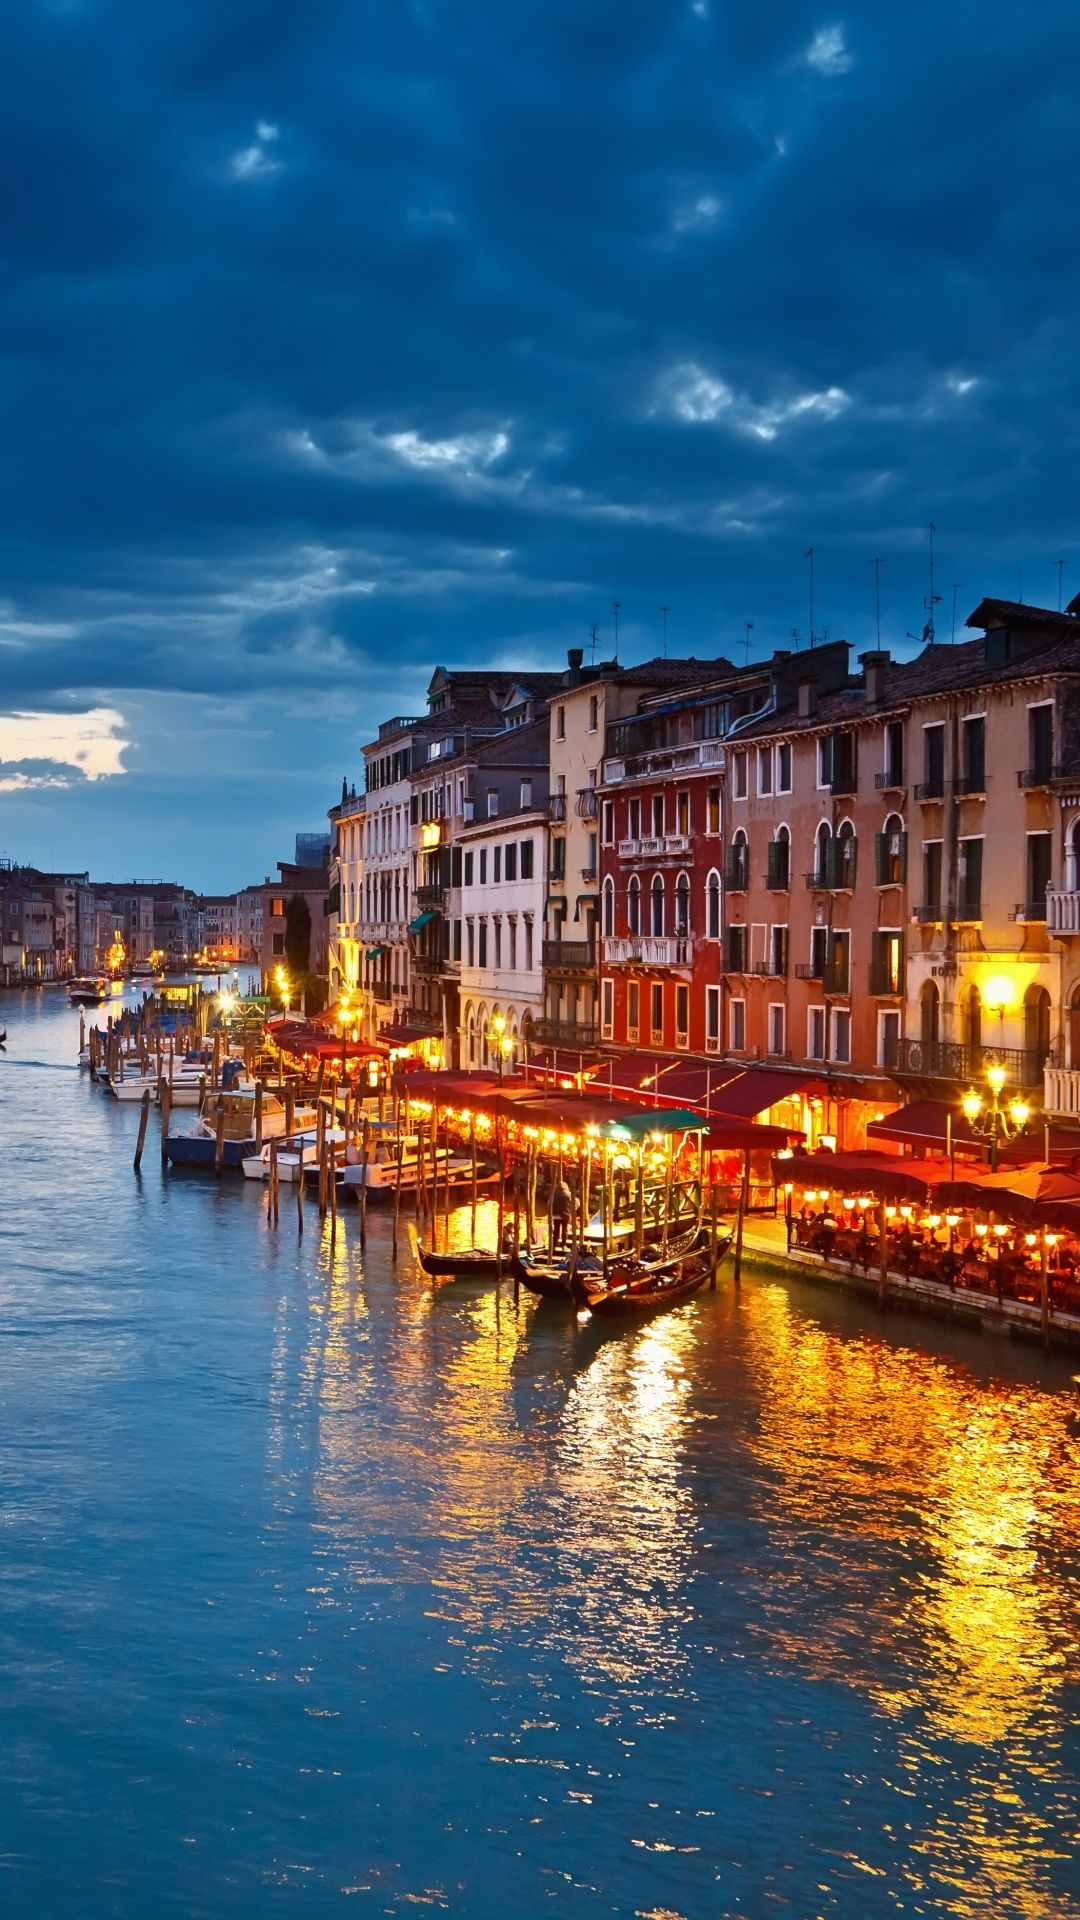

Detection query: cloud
xmin=229 ymin=121 xmax=282 ymax=180
xmin=0 ymin=709 xmax=129 ymax=785
xmin=803 ymin=25 xmax=854 ymax=76
xmin=0 ymin=756 xmax=89 ymax=792
xmin=659 ymin=362 xmax=851 ymax=438
xmin=671 ymin=192 xmax=724 ymax=234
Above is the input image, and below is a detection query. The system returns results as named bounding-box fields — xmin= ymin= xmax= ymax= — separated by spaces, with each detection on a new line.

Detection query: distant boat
xmin=69 ymin=977 xmax=108 ymax=1005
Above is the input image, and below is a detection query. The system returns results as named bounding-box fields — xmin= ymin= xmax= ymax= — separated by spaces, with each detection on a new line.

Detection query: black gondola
xmin=415 ymin=1239 xmax=506 ymax=1281
xmin=571 ymin=1234 xmax=733 ymax=1319
xmin=511 ymin=1221 xmax=707 ymax=1301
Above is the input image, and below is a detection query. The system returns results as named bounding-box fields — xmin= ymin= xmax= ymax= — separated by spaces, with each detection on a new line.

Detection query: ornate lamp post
xmin=487 ymin=1013 xmax=514 ymax=1082
xmin=960 ymin=1064 xmax=1032 ymax=1173
xmin=337 ymin=990 xmax=354 ymax=1077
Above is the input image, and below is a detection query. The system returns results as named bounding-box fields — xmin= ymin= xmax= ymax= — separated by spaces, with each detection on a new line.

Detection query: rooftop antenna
xmin=588 ymin=624 xmax=599 ymax=666
xmin=950 ymin=582 xmax=960 ymax=642
xmin=871 ymin=556 xmax=882 ymax=645
xmin=611 ymin=600 xmax=621 ymax=660
xmin=1057 ymin=559 xmax=1067 ymax=612
xmin=744 ymin=620 xmax=754 ymax=666
xmin=922 ymin=522 xmax=941 ymax=643
xmin=803 ymin=547 xmax=816 ymax=647
xmin=661 ymin=604 xmax=672 ymax=657
xmin=790 ymin=626 xmax=800 ymax=650
xmin=1017 ymin=568 xmax=1024 ymax=604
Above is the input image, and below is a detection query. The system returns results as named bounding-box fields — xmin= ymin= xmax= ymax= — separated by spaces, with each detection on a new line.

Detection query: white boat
xmin=337 ymin=1133 xmax=491 ymax=1201
xmin=69 ymin=977 xmax=108 ymax=1005
xmin=241 ymin=1126 xmax=345 ymax=1183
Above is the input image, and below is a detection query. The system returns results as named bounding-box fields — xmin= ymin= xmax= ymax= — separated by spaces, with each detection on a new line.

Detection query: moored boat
xmin=512 ymin=1219 xmax=707 ymax=1301
xmin=241 ymin=1124 xmax=341 ymax=1183
xmin=166 ymin=1090 xmax=318 ymax=1169
xmin=69 ymin=977 xmax=108 ymax=1005
xmin=570 ymin=1235 xmax=732 ymax=1319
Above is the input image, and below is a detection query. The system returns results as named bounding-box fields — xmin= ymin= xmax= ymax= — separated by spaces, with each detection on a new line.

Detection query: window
xmin=726 ymin=831 xmax=749 ymax=891
xmin=585 ymin=832 xmax=597 ymax=878
xmin=675 ymin=983 xmax=689 ymax=1046
xmin=875 ymin=817 xmax=907 ymax=886
xmin=601 ymin=800 xmax=614 ymax=845
xmin=555 ymin=705 xmax=566 ymax=741
xmin=628 ymin=797 xmax=642 ymax=839
xmin=870 ymin=929 xmax=903 ymax=995
xmin=524 ymin=919 xmax=533 ymax=970
xmin=675 ymin=872 xmax=691 ymax=936
xmin=504 ymin=843 xmax=517 ymax=882
xmin=770 ymin=925 xmax=788 ymax=976
xmin=466 ymin=920 xmax=475 ymax=967
xmin=272 ymin=932 xmax=285 ymax=955
xmin=650 ymin=875 xmax=665 ymax=936
xmin=493 ymin=847 xmax=502 ymax=884
xmin=826 ymin=822 xmax=857 ymax=889
xmin=923 ymin=841 xmax=942 ymax=918
xmin=724 ymin=923 xmax=748 ymax=972
xmin=758 ymin=747 xmax=773 ymax=796
xmin=958 ymin=837 xmax=983 ymax=917
xmin=676 ymin=789 xmax=690 ymax=835
xmin=767 ymin=828 xmax=790 ymax=891
xmin=601 ymin=977 xmax=614 ymax=1039
xmin=508 ymin=919 xmax=517 ymax=969
xmin=825 ymin=930 xmax=850 ymax=995
xmin=271 ymin=898 xmax=284 ymax=917
xmin=521 ymin=839 xmax=534 ymax=880
xmin=706 ymin=870 xmax=720 ymax=940
xmin=478 ymin=919 xmax=488 ymax=967
xmin=808 ymin=1006 xmax=826 ymax=1061
xmin=493 ymin=919 xmax=502 ymax=967
xmin=878 ymin=1008 xmax=900 ymax=1068
xmin=1026 ymin=832 xmax=1051 ymax=917
xmin=520 ymin=778 xmax=532 ymax=809
xmin=732 ymin=751 xmax=748 ymax=800
xmin=479 ymin=848 xmax=488 ymax=884
xmin=810 ymin=925 xmax=828 ymax=978
xmin=650 ymin=982 xmax=664 ymax=1039
xmin=706 ymin=985 xmax=721 ymax=1051
xmin=776 ymin=742 xmax=792 ymax=794
xmin=652 ymin=794 xmax=665 ymax=837
xmin=830 ymin=1008 xmax=851 ymax=1063
xmin=550 ymin=838 xmax=566 ymax=881
xmin=729 ymin=997 xmax=746 ymax=1051
xmin=768 ymin=1003 xmax=786 ymax=1056
xmin=486 ymin=791 xmax=499 ymax=817
xmin=961 ymin=716 xmax=986 ymax=793
xmin=602 ymin=877 xmax=615 ymax=938
xmin=707 ymin=786 xmax=721 ymax=833
xmin=922 ymin=724 xmax=945 ymax=798
xmin=588 ymin=694 xmax=598 ymax=732
xmin=1029 ymin=704 xmax=1053 ymax=782
xmin=464 ymin=851 xmax=474 ymax=886
xmin=628 ymin=875 xmax=641 ymax=934
xmin=627 ymin=980 xmax=640 ymax=1040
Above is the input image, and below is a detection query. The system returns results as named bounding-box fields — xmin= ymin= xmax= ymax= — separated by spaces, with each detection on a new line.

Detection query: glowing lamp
xmin=974 ymin=1221 xmax=989 ymax=1237
xmin=900 ymin=1205 xmax=913 ymax=1221
xmin=1008 ymin=1099 xmax=1031 ymax=1129
xmin=1025 ymin=1233 xmax=1037 ymax=1247
xmin=984 ymin=975 xmax=1015 ymax=1015
xmin=961 ymin=1088 xmax=983 ymax=1122
xmin=927 ymin=1214 xmax=942 ymax=1230
xmin=993 ymin=1223 xmax=1008 ymax=1238
xmin=945 ymin=1213 xmax=960 ymax=1228
xmin=986 ymin=1064 xmax=1007 ymax=1096
xmin=1045 ymin=1232 xmax=1060 ymax=1248
xmin=885 ymin=1205 xmax=898 ymax=1220
xmin=857 ymin=1195 xmax=872 ymax=1210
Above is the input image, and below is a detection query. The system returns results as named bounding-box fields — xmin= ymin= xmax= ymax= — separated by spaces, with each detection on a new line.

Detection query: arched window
xmin=465 ymin=1003 xmax=476 ymax=1067
xmin=768 ymin=825 xmax=790 ymax=891
xmin=477 ymin=1003 xmax=489 ymax=1068
xmin=727 ymin=828 xmax=749 ymax=891
xmin=706 ymin=868 xmax=721 ymax=940
xmin=1068 ymin=819 xmax=1080 ymax=892
xmin=920 ymin=980 xmax=940 ymax=1049
xmin=815 ymin=820 xmax=831 ymax=884
xmin=602 ymin=876 xmax=615 ymax=938
xmin=880 ymin=812 xmax=906 ymax=886
xmin=962 ymin=982 xmax=982 ymax=1052
xmin=836 ymin=817 xmax=857 ymax=889
xmin=651 ymin=874 xmax=665 ymax=937
xmin=675 ymin=871 xmax=691 ymax=936
xmin=1069 ymin=984 xmax=1080 ymax=1068
xmin=627 ymin=873 xmax=641 ymax=935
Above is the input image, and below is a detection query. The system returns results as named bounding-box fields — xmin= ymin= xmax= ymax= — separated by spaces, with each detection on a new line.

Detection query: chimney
xmin=567 ymin=647 xmax=584 ymax=687
xmin=797 ymin=674 xmax=819 ymax=721
xmin=859 ymin=649 xmax=890 ymax=707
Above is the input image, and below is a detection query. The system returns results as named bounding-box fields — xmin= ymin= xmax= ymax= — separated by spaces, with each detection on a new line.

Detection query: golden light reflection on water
xmin=741 ymin=1279 xmax=1080 ymax=1917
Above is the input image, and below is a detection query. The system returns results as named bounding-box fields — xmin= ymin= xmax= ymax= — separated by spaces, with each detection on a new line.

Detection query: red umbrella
xmin=936 ymin=1163 xmax=1080 ymax=1225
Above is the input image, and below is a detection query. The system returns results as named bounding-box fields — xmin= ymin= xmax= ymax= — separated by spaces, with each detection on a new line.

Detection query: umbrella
xmin=936 ymin=1163 xmax=1080 ymax=1225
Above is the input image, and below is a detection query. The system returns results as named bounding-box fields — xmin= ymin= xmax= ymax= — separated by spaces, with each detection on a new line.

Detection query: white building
xmin=358 ymin=717 xmax=429 ymax=1043
xmin=234 ymin=886 xmax=264 ymax=965
xmin=458 ymin=806 xmax=548 ymax=1068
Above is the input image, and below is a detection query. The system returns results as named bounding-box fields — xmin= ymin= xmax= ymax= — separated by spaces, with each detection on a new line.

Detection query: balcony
xmin=404 ymin=1006 xmax=443 ymax=1033
xmin=414 ymin=883 xmax=446 ymax=910
xmin=602 ymin=740 xmax=725 ymax=783
xmin=412 ymin=951 xmax=446 ymax=977
xmin=530 ymin=1018 xmax=598 ymax=1049
xmin=875 ymin=768 xmax=905 ymax=791
xmin=603 ymin=935 xmax=694 ymax=968
xmin=1044 ymin=1064 xmax=1080 ymax=1118
xmin=616 ymin=834 xmax=692 ymax=862
xmin=954 ymin=773 xmax=987 ymax=797
xmin=868 ymin=963 xmax=903 ymax=996
xmin=887 ymin=1037 xmax=1046 ymax=1088
xmin=580 ymin=868 xmax=599 ymax=886
xmin=549 ymin=793 xmax=567 ymax=822
xmin=1047 ymin=887 xmax=1080 ymax=934
xmin=749 ymin=958 xmax=787 ymax=978
xmin=575 ymin=789 xmax=598 ymax=819
xmin=914 ymin=778 xmax=946 ymax=802
xmin=541 ymin=939 xmax=595 ymax=971
xmin=915 ymin=900 xmax=942 ymax=923
xmin=1017 ymin=763 xmax=1070 ymax=789
xmin=829 ymin=772 xmax=857 ymax=797
xmin=1013 ymin=899 xmax=1048 ymax=923
xmin=371 ymin=980 xmax=392 ymax=1002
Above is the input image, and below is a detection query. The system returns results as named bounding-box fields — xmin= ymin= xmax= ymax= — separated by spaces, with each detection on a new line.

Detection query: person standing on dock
xmin=551 ymin=1175 xmax=572 ymax=1251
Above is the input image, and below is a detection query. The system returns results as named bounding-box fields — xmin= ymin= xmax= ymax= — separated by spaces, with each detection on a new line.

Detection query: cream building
xmin=458 ymin=807 xmax=547 ymax=1067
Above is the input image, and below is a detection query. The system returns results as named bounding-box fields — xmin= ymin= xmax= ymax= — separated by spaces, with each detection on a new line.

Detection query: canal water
xmin=1 ymin=988 xmax=1079 ymax=1920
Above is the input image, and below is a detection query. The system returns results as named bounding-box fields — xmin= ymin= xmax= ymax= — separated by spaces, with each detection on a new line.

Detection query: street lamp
xmin=960 ymin=1065 xmax=1032 ymax=1172
xmin=337 ymin=991 xmax=353 ymax=1077
xmin=488 ymin=1013 xmax=514 ymax=1082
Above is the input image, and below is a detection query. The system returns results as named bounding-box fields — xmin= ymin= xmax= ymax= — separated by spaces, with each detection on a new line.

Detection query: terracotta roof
xmin=613 ymin=654 xmax=738 ymax=688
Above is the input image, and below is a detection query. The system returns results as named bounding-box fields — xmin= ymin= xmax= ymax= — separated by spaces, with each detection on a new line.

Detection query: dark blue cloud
xmin=2 ymin=0 xmax=1079 ymax=884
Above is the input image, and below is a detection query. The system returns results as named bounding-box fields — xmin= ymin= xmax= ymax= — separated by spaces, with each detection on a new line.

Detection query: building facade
xmin=458 ymin=806 xmax=547 ymax=1066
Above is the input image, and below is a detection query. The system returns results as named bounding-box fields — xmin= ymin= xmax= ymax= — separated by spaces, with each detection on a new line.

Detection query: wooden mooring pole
xmin=133 ymin=1087 xmax=151 ymax=1172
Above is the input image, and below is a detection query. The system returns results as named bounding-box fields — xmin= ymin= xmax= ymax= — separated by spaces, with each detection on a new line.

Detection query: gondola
xmin=0 ymin=1028 xmax=7 ymax=1047
xmin=511 ymin=1220 xmax=707 ymax=1302
xmin=415 ymin=1239 xmax=507 ymax=1281
xmin=571 ymin=1234 xmax=733 ymax=1319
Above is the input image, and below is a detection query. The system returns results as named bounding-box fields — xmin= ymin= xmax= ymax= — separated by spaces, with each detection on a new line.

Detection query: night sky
xmin=2 ymin=0 xmax=1078 ymax=890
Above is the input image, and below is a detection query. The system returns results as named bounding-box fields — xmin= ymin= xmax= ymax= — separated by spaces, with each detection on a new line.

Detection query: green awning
xmin=600 ymin=1107 xmax=708 ymax=1142
xmin=366 ymin=945 xmax=386 ymax=959
xmin=408 ymin=911 xmax=437 ymax=934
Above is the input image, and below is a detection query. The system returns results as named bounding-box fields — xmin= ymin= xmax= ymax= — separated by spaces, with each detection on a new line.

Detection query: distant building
xmin=295 ymin=832 xmax=331 ymax=869
xmin=261 ymin=863 xmax=329 ymax=983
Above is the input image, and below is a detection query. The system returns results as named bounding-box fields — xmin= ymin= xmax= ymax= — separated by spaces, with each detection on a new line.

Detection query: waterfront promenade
xmin=2 ymin=985 xmax=1079 ymax=1919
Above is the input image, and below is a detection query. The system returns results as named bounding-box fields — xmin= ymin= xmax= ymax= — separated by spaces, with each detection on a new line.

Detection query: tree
xmin=284 ymin=894 xmax=312 ymax=976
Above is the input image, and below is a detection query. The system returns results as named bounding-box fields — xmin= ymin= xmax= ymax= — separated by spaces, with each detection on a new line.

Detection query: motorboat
xmin=166 ymin=1091 xmax=319 ymax=1169
xmin=241 ymin=1124 xmax=342 ymax=1183
xmin=69 ymin=977 xmax=108 ymax=1005
xmin=337 ymin=1132 xmax=499 ymax=1202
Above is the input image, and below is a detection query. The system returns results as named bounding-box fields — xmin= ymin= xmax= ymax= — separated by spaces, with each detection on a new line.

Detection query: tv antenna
xmin=922 ymin=522 xmax=941 ymax=643
xmin=950 ymin=582 xmax=960 ymax=642
xmin=611 ymin=600 xmax=621 ymax=659
xmin=1057 ymin=559 xmax=1068 ymax=612
xmin=588 ymin=624 xmax=599 ymax=666
xmin=744 ymin=620 xmax=754 ymax=666
xmin=871 ymin=557 xmax=883 ymax=646
xmin=661 ymin=604 xmax=672 ymax=657
xmin=803 ymin=547 xmax=816 ymax=647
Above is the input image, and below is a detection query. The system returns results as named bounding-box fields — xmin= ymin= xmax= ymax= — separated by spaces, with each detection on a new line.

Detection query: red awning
xmin=773 ymin=1148 xmax=952 ymax=1201
xmin=708 ymin=1118 xmax=804 ymax=1151
xmin=269 ymin=1022 xmax=381 ymax=1060
xmin=586 ymin=1053 xmax=746 ymax=1109
xmin=379 ymin=1022 xmax=442 ymax=1045
xmin=708 ymin=1067 xmax=824 ymax=1118
xmin=867 ymin=1101 xmax=982 ymax=1151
